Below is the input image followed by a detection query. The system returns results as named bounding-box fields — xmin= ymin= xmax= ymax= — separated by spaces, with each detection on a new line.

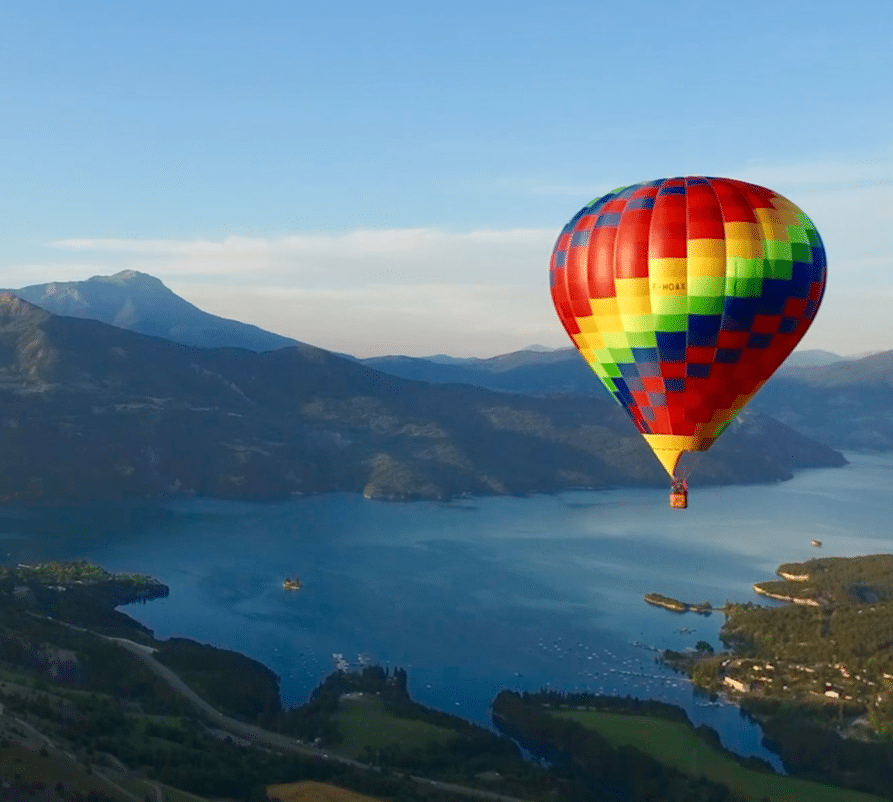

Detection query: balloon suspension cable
xmin=674 ymin=450 xmax=702 ymax=483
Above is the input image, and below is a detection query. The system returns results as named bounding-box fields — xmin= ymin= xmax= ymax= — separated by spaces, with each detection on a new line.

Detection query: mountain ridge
xmin=0 ymin=293 xmax=845 ymax=504
xmin=753 ymin=350 xmax=893 ymax=450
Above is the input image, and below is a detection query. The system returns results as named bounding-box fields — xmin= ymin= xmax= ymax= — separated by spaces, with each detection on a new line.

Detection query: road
xmin=107 ymin=636 xmax=365 ymax=766
xmin=38 ymin=616 xmax=535 ymax=802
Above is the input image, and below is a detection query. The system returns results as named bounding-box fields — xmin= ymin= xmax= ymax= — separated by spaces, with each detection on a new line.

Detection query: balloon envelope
xmin=549 ymin=176 xmax=826 ymax=477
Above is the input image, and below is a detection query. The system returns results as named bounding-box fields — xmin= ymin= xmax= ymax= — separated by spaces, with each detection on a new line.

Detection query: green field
xmin=554 ymin=709 xmax=887 ymax=802
xmin=331 ymin=695 xmax=455 ymax=759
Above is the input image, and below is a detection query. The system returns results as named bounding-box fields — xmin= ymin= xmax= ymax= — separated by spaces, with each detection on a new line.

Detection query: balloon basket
xmin=669 ymin=491 xmax=688 ymax=510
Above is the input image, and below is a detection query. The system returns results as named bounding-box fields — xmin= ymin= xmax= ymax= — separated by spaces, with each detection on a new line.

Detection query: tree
xmin=691 ymin=658 xmax=723 ymax=688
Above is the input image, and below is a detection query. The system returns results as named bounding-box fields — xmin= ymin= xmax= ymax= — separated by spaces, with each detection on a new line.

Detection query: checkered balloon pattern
xmin=549 ymin=176 xmax=826 ymax=477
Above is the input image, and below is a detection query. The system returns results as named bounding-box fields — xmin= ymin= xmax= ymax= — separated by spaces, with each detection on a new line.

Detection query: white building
xmin=723 ymin=677 xmax=748 ymax=693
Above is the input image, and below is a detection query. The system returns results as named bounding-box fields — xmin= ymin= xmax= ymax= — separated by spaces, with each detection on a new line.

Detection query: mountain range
xmin=361 ymin=348 xmax=892 ymax=454
xmin=0 ymin=280 xmax=846 ymax=503
xmin=360 ymin=349 xmax=893 ymax=452
xmin=752 ymin=351 xmax=893 ymax=451
xmin=360 ymin=348 xmax=861 ymax=395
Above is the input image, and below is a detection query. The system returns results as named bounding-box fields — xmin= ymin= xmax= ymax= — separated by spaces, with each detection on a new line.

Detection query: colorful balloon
xmin=549 ymin=176 xmax=826 ymax=480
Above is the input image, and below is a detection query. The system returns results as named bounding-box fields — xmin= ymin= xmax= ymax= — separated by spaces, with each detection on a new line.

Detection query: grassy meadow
xmin=330 ymin=694 xmax=455 ymax=759
xmin=554 ymin=709 xmax=887 ymax=802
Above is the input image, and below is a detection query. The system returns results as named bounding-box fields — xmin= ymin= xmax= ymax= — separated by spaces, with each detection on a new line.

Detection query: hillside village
xmin=672 ymin=555 xmax=893 ymax=736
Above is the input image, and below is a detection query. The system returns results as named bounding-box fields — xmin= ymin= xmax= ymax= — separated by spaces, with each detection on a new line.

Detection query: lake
xmin=3 ymin=451 xmax=893 ymax=770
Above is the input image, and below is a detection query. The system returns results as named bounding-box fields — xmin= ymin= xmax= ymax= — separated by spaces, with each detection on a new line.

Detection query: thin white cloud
xmin=46 ymin=227 xmax=558 ymax=289
xmin=0 ymin=262 xmax=127 ymax=288
xmin=51 ymin=239 xmax=200 ymax=254
xmin=50 ymin=230 xmax=440 ymax=261
xmin=28 ymin=227 xmax=564 ymax=356
xmin=12 ymin=153 xmax=893 ymax=357
xmin=181 ymin=281 xmax=566 ymax=357
xmin=525 ymin=147 xmax=893 ymax=201
xmin=51 ymin=227 xmax=554 ymax=258
xmin=735 ymin=151 xmax=893 ymax=192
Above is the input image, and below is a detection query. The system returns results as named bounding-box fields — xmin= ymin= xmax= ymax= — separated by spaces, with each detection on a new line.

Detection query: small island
xmin=645 ymin=592 xmax=713 ymax=615
xmin=283 ymin=577 xmax=302 ymax=590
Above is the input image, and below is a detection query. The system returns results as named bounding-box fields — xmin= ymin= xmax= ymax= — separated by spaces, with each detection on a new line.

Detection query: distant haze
xmin=0 ymin=269 xmax=880 ymax=362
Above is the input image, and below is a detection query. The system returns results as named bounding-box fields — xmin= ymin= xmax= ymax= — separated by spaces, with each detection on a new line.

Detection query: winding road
xmin=41 ymin=616 xmax=534 ymax=802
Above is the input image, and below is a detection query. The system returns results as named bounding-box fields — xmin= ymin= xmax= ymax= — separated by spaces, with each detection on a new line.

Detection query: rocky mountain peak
xmin=0 ymin=292 xmax=51 ymax=322
xmin=90 ymin=269 xmax=170 ymax=291
xmin=1 ymin=271 xmax=300 ymax=352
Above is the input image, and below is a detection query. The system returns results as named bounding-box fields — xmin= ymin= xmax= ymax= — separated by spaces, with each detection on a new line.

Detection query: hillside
xmin=362 ymin=348 xmax=596 ymax=395
xmin=362 ymin=348 xmax=865 ymax=398
xmin=779 ymin=350 xmax=844 ymax=369
xmin=0 ymin=294 xmax=844 ymax=504
xmin=754 ymin=351 xmax=893 ymax=450
xmin=368 ymin=348 xmax=893 ymax=451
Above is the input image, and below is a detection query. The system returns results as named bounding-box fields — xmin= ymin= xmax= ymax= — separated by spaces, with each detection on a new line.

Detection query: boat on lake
xmin=283 ymin=577 xmax=302 ymax=590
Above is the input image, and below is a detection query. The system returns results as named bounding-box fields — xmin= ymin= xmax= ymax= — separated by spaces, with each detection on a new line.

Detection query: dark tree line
xmin=153 ymin=637 xmax=283 ymax=720
xmin=740 ymin=698 xmax=893 ymax=800
xmin=491 ymin=691 xmax=752 ymax=802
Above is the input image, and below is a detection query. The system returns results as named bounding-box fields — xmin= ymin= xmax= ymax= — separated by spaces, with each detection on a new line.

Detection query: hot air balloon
xmin=549 ymin=177 xmax=826 ymax=508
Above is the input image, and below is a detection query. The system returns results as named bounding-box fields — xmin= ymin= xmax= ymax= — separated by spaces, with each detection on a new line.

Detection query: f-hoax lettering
xmin=651 ymin=282 xmax=686 ymax=292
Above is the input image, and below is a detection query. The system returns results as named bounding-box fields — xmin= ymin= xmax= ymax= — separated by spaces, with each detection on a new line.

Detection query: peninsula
xmin=662 ymin=553 xmax=893 ymax=799
xmin=0 ymin=559 xmax=168 ymax=608
xmin=677 ymin=555 xmax=893 ymax=707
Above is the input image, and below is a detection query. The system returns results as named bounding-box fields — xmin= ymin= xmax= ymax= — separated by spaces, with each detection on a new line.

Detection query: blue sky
xmin=1 ymin=1 xmax=891 ymax=357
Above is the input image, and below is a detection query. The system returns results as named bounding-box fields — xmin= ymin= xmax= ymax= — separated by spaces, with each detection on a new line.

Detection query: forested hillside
xmin=0 ymin=294 xmax=844 ymax=504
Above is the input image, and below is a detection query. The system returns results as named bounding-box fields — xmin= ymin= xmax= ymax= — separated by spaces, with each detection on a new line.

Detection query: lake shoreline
xmin=2 ymin=453 xmax=891 ymax=771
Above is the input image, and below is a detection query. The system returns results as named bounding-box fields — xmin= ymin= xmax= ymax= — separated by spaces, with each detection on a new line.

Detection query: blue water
xmin=3 ymin=452 xmax=893 ymax=771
